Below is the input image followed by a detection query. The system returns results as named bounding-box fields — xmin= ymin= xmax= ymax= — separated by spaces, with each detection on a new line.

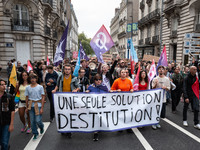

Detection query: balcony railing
xmin=44 ymin=25 xmax=51 ymax=36
xmin=171 ymin=30 xmax=177 ymax=38
xmin=11 ymin=19 xmax=34 ymax=32
xmin=152 ymin=35 xmax=159 ymax=44
xmin=195 ymin=24 xmax=200 ymax=32
xmin=145 ymin=37 xmax=151 ymax=45
xmin=164 ymin=0 xmax=183 ymax=13
xmin=138 ymin=8 xmax=160 ymax=28
xmin=118 ymin=31 xmax=126 ymax=39
xmin=43 ymin=0 xmax=53 ymax=7
xmin=139 ymin=39 xmax=143 ymax=45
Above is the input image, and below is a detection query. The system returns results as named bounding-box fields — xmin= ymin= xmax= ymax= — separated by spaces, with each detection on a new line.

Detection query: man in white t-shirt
xmin=152 ymin=65 xmax=171 ymax=130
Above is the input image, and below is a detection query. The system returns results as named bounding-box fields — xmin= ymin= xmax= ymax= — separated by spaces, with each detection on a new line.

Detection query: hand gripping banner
xmin=53 ymin=89 xmax=164 ymax=133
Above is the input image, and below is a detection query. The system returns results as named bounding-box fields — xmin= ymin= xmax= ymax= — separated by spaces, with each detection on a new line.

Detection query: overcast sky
xmin=72 ymin=0 xmax=121 ymax=39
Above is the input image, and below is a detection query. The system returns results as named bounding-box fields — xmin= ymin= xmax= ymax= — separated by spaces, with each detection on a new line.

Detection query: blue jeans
xmin=0 ymin=125 xmax=10 ymax=150
xmin=29 ymin=107 xmax=44 ymax=135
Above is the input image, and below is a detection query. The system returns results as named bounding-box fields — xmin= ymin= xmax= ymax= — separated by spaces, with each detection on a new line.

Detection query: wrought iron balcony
xmin=195 ymin=24 xmax=200 ymax=32
xmin=11 ymin=19 xmax=34 ymax=32
xmin=171 ymin=30 xmax=177 ymax=38
xmin=44 ymin=25 xmax=51 ymax=36
xmin=139 ymin=39 xmax=144 ymax=45
xmin=138 ymin=9 xmax=160 ymax=28
xmin=152 ymin=35 xmax=159 ymax=44
xmin=145 ymin=37 xmax=151 ymax=45
xmin=164 ymin=0 xmax=183 ymax=14
xmin=118 ymin=31 xmax=126 ymax=39
xmin=43 ymin=0 xmax=53 ymax=7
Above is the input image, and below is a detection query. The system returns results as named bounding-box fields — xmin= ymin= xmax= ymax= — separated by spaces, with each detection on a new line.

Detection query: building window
xmin=197 ymin=12 xmax=200 ymax=24
xmin=142 ymin=10 xmax=144 ymax=18
xmin=156 ymin=0 xmax=159 ymax=9
xmin=148 ymin=5 xmax=151 ymax=14
xmin=155 ymin=24 xmax=159 ymax=35
xmin=141 ymin=29 xmax=144 ymax=39
xmin=13 ymin=4 xmax=29 ymax=22
xmin=147 ymin=25 xmax=151 ymax=38
xmin=172 ymin=17 xmax=178 ymax=31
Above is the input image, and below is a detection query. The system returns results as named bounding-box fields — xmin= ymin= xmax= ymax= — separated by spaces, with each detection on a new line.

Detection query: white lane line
xmin=24 ymin=122 xmax=50 ymax=150
xmin=132 ymin=128 xmax=154 ymax=150
xmin=163 ymin=118 xmax=200 ymax=143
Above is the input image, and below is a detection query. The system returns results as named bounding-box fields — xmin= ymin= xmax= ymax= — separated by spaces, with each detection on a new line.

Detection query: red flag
xmin=133 ymin=62 xmax=141 ymax=91
xmin=148 ymin=59 xmax=156 ymax=89
xmin=131 ymin=60 xmax=135 ymax=75
xmin=47 ymin=56 xmax=50 ymax=66
xmin=192 ymin=77 xmax=199 ymax=99
xmin=27 ymin=60 xmax=33 ymax=72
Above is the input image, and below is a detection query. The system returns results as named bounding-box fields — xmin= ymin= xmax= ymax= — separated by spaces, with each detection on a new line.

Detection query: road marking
xmin=163 ymin=118 xmax=200 ymax=143
xmin=132 ymin=128 xmax=154 ymax=150
xmin=24 ymin=122 xmax=50 ymax=150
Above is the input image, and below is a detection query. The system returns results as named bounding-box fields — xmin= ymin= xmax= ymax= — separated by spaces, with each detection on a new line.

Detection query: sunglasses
xmin=95 ymin=79 xmax=102 ymax=81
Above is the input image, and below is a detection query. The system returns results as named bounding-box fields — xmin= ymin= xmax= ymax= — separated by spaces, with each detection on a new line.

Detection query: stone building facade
xmin=138 ymin=0 xmax=161 ymax=59
xmin=0 ymin=0 xmax=78 ymax=69
xmin=110 ymin=0 xmax=139 ymax=59
xmin=162 ymin=0 xmax=200 ymax=64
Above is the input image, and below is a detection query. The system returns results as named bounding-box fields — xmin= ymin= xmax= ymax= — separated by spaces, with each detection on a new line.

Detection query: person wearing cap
xmin=151 ymin=65 xmax=171 ymax=130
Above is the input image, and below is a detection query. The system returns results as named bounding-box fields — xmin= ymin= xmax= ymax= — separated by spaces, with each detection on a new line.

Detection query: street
xmin=9 ymin=98 xmax=200 ymax=150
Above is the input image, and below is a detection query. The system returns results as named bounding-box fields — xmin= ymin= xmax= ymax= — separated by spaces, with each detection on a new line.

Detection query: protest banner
xmin=53 ymin=89 xmax=164 ymax=133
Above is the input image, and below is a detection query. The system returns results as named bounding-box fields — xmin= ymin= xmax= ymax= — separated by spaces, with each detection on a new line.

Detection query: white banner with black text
xmin=53 ymin=89 xmax=164 ymax=133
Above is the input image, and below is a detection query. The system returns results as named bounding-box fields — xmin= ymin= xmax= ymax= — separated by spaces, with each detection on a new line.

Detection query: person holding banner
xmin=152 ymin=66 xmax=170 ymax=130
xmin=86 ymin=74 xmax=108 ymax=141
xmin=110 ymin=68 xmax=134 ymax=133
xmin=52 ymin=64 xmax=80 ymax=138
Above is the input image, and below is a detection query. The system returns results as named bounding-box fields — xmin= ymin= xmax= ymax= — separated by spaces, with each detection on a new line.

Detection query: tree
xmin=78 ymin=32 xmax=94 ymax=55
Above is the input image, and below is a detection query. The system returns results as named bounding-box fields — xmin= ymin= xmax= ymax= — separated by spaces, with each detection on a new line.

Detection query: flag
xmin=73 ymin=50 xmax=81 ymax=77
xmin=53 ymin=21 xmax=69 ymax=66
xmin=192 ymin=77 xmax=199 ymax=99
xmin=157 ymin=45 xmax=168 ymax=68
xmin=9 ymin=64 xmax=17 ymax=88
xmin=47 ymin=56 xmax=50 ymax=66
xmin=27 ymin=60 xmax=33 ymax=72
xmin=90 ymin=25 xmax=114 ymax=63
xmin=148 ymin=59 xmax=156 ymax=89
xmin=80 ymin=42 xmax=89 ymax=61
xmin=129 ymin=38 xmax=138 ymax=74
xmin=133 ymin=62 xmax=141 ymax=91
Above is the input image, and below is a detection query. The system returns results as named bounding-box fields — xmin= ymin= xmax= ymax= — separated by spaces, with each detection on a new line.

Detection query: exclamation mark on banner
xmin=156 ymin=105 xmax=160 ymax=121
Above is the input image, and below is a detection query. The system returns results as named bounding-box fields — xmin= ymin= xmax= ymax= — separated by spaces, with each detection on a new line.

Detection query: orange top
xmin=63 ymin=74 xmax=72 ymax=92
xmin=111 ymin=78 xmax=133 ymax=91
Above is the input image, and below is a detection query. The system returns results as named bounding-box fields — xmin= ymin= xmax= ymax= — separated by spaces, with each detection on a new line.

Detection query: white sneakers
xmin=194 ymin=124 xmax=200 ymax=130
xmin=183 ymin=121 xmax=200 ymax=130
xmin=183 ymin=121 xmax=188 ymax=127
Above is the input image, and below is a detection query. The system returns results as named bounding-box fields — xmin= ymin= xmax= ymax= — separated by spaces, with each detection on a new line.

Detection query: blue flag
xmin=53 ymin=21 xmax=69 ymax=66
xmin=80 ymin=42 xmax=89 ymax=61
xmin=73 ymin=50 xmax=81 ymax=77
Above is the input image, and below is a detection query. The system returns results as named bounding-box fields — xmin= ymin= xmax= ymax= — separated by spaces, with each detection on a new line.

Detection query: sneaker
xmin=152 ymin=125 xmax=157 ymax=130
xmin=26 ymin=128 xmax=32 ymax=134
xmin=40 ymin=128 xmax=44 ymax=134
xmin=93 ymin=133 xmax=98 ymax=141
xmin=156 ymin=124 xmax=161 ymax=129
xmin=33 ymin=134 xmax=38 ymax=140
xmin=183 ymin=121 xmax=188 ymax=127
xmin=194 ymin=124 xmax=200 ymax=130
xmin=21 ymin=124 xmax=28 ymax=133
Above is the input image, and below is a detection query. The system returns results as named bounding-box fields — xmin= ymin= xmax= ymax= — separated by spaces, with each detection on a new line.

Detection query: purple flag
xmin=80 ymin=42 xmax=89 ymax=61
xmin=157 ymin=45 xmax=168 ymax=67
xmin=90 ymin=25 xmax=114 ymax=63
xmin=53 ymin=22 xmax=69 ymax=66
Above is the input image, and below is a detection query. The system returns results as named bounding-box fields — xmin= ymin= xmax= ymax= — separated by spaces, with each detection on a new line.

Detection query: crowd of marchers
xmin=0 ymin=56 xmax=200 ymax=149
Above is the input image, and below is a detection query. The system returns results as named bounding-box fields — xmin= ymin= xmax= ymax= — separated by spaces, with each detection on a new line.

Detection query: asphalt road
xmin=9 ymin=98 xmax=200 ymax=150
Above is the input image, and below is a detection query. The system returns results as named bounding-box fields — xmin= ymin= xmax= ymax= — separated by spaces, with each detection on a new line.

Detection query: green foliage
xmin=78 ymin=32 xmax=94 ymax=55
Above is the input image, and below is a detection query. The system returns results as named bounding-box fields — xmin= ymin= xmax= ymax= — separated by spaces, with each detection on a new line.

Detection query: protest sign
xmin=53 ymin=89 xmax=164 ymax=133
